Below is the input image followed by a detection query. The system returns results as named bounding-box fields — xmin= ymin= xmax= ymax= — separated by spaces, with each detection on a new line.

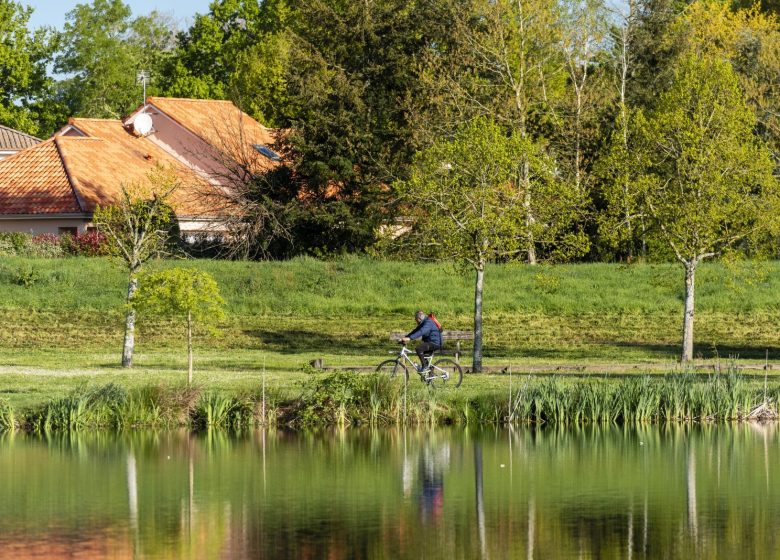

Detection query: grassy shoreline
xmin=1 ymin=368 xmax=778 ymax=432
xmin=3 ymin=256 xmax=780 ymax=411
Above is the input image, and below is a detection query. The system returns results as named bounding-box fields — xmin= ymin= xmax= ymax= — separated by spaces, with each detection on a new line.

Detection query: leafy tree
xmin=133 ymin=268 xmax=225 ymax=384
xmin=161 ymin=0 xmax=293 ymax=126
xmin=558 ymin=0 xmax=610 ymax=194
xmin=633 ymin=54 xmax=779 ymax=362
xmin=593 ymin=0 xmax=647 ymax=261
xmin=414 ymin=0 xmax=591 ymax=264
xmin=284 ymin=0 xmax=460 ymax=255
xmin=93 ymin=167 xmax=178 ymax=368
xmin=397 ymin=118 xmax=573 ymax=372
xmin=665 ymin=1 xmax=780 ymax=164
xmin=0 ymin=1 xmax=57 ymax=135
xmin=54 ymin=0 xmax=175 ymax=118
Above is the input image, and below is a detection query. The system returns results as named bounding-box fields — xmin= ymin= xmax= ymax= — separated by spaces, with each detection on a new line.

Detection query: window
xmin=252 ymin=144 xmax=282 ymax=162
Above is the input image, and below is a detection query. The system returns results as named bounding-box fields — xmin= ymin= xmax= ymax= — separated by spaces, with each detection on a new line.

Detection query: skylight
xmin=253 ymin=144 xmax=281 ymax=161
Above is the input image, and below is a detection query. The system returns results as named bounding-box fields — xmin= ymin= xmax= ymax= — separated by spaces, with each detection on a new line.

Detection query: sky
xmin=25 ymin=0 xmax=214 ymax=30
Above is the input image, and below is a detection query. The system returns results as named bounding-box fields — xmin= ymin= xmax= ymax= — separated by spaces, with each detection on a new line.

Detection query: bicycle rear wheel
xmin=376 ymin=359 xmax=409 ymax=382
xmin=430 ymin=358 xmax=463 ymax=389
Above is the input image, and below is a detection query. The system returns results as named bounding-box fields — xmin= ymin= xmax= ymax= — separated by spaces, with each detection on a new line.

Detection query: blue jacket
xmin=407 ymin=316 xmax=442 ymax=347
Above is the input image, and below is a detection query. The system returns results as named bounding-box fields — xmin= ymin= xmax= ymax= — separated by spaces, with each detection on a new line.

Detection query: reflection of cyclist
xmin=418 ymin=440 xmax=449 ymax=524
xmin=401 ymin=311 xmax=442 ymax=372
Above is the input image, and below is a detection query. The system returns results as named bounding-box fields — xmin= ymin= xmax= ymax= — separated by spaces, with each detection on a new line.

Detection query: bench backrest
xmin=389 ymin=330 xmax=473 ymax=341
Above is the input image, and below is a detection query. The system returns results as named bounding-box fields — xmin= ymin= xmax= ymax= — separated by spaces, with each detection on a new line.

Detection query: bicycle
xmin=376 ymin=342 xmax=462 ymax=389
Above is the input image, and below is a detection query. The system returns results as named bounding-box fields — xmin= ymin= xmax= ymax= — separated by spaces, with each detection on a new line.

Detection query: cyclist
xmin=401 ymin=311 xmax=442 ymax=372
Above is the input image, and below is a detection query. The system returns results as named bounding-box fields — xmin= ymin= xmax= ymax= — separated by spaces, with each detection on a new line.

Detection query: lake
xmin=0 ymin=424 xmax=777 ymax=559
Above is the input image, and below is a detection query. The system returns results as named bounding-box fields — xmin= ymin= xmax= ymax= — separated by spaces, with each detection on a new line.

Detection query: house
xmin=0 ymin=98 xmax=283 ymax=236
xmin=0 ymin=125 xmax=40 ymax=160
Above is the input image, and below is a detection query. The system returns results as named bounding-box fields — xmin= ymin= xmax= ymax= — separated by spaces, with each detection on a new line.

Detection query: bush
xmin=0 ymin=231 xmax=112 ymax=258
xmin=60 ymin=231 xmax=110 ymax=256
xmin=11 ymin=263 xmax=41 ymax=287
xmin=28 ymin=234 xmax=64 ymax=258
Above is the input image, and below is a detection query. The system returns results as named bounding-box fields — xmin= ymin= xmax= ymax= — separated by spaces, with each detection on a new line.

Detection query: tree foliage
xmin=160 ymin=0 xmax=293 ymax=126
xmin=633 ymin=54 xmax=780 ymax=361
xmin=0 ymin=1 xmax=56 ymax=136
xmin=396 ymin=118 xmax=582 ymax=370
xmin=54 ymin=0 xmax=175 ymax=119
xmin=134 ymin=267 xmax=225 ymax=383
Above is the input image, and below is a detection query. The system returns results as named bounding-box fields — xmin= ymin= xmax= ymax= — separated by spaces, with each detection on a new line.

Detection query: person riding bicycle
xmin=401 ymin=311 xmax=442 ymax=372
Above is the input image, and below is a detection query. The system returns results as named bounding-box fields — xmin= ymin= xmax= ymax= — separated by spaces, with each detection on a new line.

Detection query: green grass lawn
xmin=1 ymin=255 xmax=780 ymax=409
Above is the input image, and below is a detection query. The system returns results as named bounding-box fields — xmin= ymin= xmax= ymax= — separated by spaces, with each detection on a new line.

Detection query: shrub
xmin=28 ymin=234 xmax=64 ymax=258
xmin=11 ymin=263 xmax=41 ymax=287
xmin=60 ymin=231 xmax=110 ymax=257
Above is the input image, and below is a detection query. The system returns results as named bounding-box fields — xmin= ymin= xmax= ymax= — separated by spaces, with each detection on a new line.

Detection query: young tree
xmin=397 ymin=118 xmax=579 ymax=372
xmin=93 ymin=168 xmax=178 ymax=368
xmin=634 ymin=54 xmax=780 ymax=362
xmin=133 ymin=268 xmax=225 ymax=384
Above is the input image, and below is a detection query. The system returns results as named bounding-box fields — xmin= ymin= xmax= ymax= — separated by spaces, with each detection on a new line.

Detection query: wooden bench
xmin=389 ymin=330 xmax=474 ymax=364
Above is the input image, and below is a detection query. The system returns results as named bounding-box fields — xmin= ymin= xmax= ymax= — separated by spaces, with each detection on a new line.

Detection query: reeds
xmin=0 ymin=399 xmax=16 ymax=432
xmin=3 ymin=367 xmax=778 ymax=432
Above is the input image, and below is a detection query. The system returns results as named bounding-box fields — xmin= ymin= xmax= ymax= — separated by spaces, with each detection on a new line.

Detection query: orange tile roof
xmin=0 ymin=139 xmax=80 ymax=214
xmin=0 ymin=98 xmax=281 ymax=218
xmin=65 ymin=119 xmax=216 ymax=216
xmin=146 ymin=97 xmax=281 ymax=173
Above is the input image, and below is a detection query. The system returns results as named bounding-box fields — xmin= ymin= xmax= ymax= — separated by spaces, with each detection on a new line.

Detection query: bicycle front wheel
xmin=430 ymin=358 xmax=463 ymax=389
xmin=376 ymin=359 xmax=409 ymax=382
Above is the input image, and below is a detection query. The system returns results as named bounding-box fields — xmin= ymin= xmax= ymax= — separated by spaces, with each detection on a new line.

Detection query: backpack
xmin=428 ymin=312 xmax=442 ymax=331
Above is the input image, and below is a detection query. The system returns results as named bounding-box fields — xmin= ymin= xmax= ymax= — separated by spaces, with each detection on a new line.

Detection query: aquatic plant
xmin=0 ymin=399 xmax=15 ymax=432
xmin=192 ymin=393 xmax=253 ymax=430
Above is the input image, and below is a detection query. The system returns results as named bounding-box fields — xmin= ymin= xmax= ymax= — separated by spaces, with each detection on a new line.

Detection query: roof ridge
xmin=57 ymin=136 xmax=104 ymax=141
xmin=70 ymin=117 xmax=123 ymax=122
xmin=54 ymin=137 xmax=87 ymax=213
xmin=147 ymin=96 xmax=235 ymax=104
xmin=0 ymin=125 xmax=41 ymax=142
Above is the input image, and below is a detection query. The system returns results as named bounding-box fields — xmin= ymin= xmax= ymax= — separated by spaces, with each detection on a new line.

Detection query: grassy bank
xmin=2 ymin=256 xmax=780 ymax=410
xmin=0 ymin=369 xmax=777 ymax=432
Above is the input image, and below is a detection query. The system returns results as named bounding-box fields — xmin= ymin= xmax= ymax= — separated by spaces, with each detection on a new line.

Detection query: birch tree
xmin=635 ymin=54 xmax=779 ymax=362
xmin=397 ymin=118 xmax=579 ymax=372
xmin=414 ymin=0 xmax=590 ymax=264
xmin=559 ymin=0 xmax=609 ymax=194
xmin=93 ymin=168 xmax=178 ymax=368
xmin=596 ymin=0 xmax=646 ymax=259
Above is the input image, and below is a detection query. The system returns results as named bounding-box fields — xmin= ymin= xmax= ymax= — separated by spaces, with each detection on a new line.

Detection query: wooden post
xmin=456 ymin=341 xmax=461 ymax=364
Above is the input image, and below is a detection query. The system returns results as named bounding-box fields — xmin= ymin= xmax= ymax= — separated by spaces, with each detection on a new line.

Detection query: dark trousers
xmin=416 ymin=342 xmax=441 ymax=368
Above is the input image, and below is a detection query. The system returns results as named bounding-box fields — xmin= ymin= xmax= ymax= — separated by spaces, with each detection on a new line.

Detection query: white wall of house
xmin=0 ymin=217 xmax=89 ymax=235
xmin=0 ymin=216 xmax=227 ymax=238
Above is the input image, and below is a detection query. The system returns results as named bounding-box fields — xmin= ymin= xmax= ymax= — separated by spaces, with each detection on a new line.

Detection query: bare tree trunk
xmin=473 ymin=262 xmax=485 ymax=373
xmin=681 ymin=261 xmax=696 ymax=363
xmin=523 ymin=160 xmax=537 ymax=265
xmin=122 ymin=275 xmax=138 ymax=368
xmin=187 ymin=309 xmax=193 ymax=384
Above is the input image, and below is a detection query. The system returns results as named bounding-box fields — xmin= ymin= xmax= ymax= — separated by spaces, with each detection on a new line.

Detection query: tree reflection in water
xmin=0 ymin=425 xmax=777 ymax=558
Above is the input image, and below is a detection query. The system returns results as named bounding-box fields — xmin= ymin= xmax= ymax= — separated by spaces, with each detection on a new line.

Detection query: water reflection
xmin=0 ymin=425 xmax=779 ymax=558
